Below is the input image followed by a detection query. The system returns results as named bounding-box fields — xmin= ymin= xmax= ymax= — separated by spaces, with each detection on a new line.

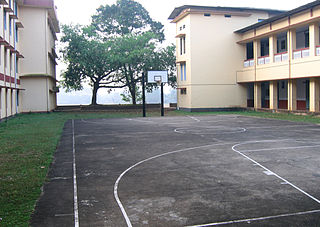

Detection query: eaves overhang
xmin=235 ymin=0 xmax=320 ymax=33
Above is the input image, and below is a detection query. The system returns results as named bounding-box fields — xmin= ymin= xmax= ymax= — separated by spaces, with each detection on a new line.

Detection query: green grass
xmin=0 ymin=110 xmax=320 ymax=226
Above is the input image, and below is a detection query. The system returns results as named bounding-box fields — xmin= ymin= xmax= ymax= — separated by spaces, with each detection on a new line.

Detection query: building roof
xmin=235 ymin=0 xmax=320 ymax=33
xmin=168 ymin=5 xmax=285 ymax=20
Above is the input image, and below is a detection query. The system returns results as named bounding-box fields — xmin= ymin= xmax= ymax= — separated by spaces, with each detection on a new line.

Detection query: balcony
xmin=244 ymin=59 xmax=254 ymax=68
xmin=274 ymin=52 xmax=289 ymax=63
xmin=293 ymin=48 xmax=310 ymax=59
xmin=317 ymin=46 xmax=320 ymax=56
xmin=258 ymin=56 xmax=270 ymax=65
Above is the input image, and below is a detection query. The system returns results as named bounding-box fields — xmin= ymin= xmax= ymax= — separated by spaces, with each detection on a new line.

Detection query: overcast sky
xmin=54 ymin=0 xmax=314 ymax=104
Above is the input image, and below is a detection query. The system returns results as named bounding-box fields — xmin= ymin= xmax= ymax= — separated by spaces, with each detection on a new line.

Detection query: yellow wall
xmin=19 ymin=7 xmax=47 ymax=75
xmin=175 ymin=10 xmax=269 ymax=109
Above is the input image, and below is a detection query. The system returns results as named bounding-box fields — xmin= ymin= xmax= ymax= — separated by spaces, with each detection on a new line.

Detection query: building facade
xmin=0 ymin=0 xmax=59 ymax=120
xmin=170 ymin=1 xmax=320 ymax=113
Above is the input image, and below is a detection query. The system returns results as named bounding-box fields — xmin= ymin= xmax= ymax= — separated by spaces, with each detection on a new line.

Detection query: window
xmin=180 ymin=88 xmax=187 ymax=95
xmin=9 ymin=19 xmax=12 ymax=36
xmin=224 ymin=14 xmax=231 ymax=18
xmin=15 ymin=26 xmax=18 ymax=42
xmin=246 ymin=42 xmax=254 ymax=60
xmin=304 ymin=31 xmax=309 ymax=48
xmin=16 ymin=58 xmax=18 ymax=73
xmin=180 ymin=63 xmax=186 ymax=81
xmin=10 ymin=54 xmax=12 ymax=72
xmin=4 ymin=13 xmax=7 ymax=31
xmin=180 ymin=36 xmax=186 ymax=55
xmin=4 ymin=49 xmax=7 ymax=70
xmin=260 ymin=38 xmax=269 ymax=57
xmin=204 ymin=13 xmax=211 ymax=17
xmin=277 ymin=33 xmax=287 ymax=53
xmin=14 ymin=1 xmax=17 ymax=17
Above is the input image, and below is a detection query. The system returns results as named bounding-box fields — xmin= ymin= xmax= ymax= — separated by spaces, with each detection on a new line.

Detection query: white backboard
xmin=147 ymin=71 xmax=168 ymax=83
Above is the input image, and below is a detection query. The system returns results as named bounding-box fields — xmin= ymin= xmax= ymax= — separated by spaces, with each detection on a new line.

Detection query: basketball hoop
xmin=154 ymin=76 xmax=162 ymax=86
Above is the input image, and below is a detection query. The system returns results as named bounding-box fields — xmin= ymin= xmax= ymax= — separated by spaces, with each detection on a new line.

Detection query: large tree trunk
xmin=91 ymin=83 xmax=99 ymax=105
xmin=130 ymin=83 xmax=136 ymax=105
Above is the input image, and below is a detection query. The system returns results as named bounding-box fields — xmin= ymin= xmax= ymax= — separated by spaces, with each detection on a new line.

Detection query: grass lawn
xmin=0 ymin=110 xmax=320 ymax=226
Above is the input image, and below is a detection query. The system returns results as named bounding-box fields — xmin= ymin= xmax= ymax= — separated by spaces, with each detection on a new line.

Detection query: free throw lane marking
xmin=114 ymin=142 xmax=234 ymax=227
xmin=72 ymin=120 xmax=79 ymax=227
xmin=186 ymin=209 xmax=320 ymax=227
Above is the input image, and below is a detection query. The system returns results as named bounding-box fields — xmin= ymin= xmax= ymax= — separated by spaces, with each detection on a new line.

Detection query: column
xmin=254 ymin=82 xmax=261 ymax=109
xmin=288 ymin=79 xmax=297 ymax=111
xmin=253 ymin=40 xmax=260 ymax=66
xmin=269 ymin=35 xmax=276 ymax=63
xmin=12 ymin=89 xmax=16 ymax=115
xmin=7 ymin=89 xmax=11 ymax=116
xmin=309 ymin=23 xmax=319 ymax=57
xmin=309 ymin=78 xmax=319 ymax=112
xmin=288 ymin=29 xmax=296 ymax=61
xmin=0 ymin=88 xmax=5 ymax=118
xmin=269 ymin=81 xmax=278 ymax=110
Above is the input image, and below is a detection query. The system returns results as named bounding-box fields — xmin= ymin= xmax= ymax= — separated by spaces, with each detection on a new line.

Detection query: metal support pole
xmin=161 ymin=82 xmax=164 ymax=116
xmin=142 ymin=73 xmax=146 ymax=117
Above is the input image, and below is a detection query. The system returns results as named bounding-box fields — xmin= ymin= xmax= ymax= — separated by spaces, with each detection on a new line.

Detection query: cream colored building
xmin=170 ymin=1 xmax=320 ymax=112
xmin=0 ymin=0 xmax=59 ymax=120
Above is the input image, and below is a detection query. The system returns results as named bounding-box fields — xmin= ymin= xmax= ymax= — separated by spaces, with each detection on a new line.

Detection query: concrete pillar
xmin=7 ymin=89 xmax=11 ymax=116
xmin=12 ymin=89 xmax=16 ymax=115
xmin=253 ymin=40 xmax=259 ymax=66
xmin=269 ymin=35 xmax=276 ymax=63
xmin=309 ymin=78 xmax=319 ymax=112
xmin=288 ymin=79 xmax=297 ymax=111
xmin=269 ymin=81 xmax=278 ymax=109
xmin=288 ymin=29 xmax=296 ymax=60
xmin=254 ymin=82 xmax=261 ymax=109
xmin=309 ymin=23 xmax=319 ymax=57
xmin=0 ymin=88 xmax=5 ymax=119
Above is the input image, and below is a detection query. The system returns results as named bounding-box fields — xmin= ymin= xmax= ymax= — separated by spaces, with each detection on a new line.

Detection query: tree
xmin=60 ymin=25 xmax=121 ymax=105
xmin=92 ymin=0 xmax=164 ymax=40
xmin=60 ymin=0 xmax=177 ymax=105
xmin=90 ymin=0 xmax=174 ymax=104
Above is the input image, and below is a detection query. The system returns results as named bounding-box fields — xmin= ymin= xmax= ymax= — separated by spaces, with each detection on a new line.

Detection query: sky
xmin=54 ymin=0 xmax=314 ymax=105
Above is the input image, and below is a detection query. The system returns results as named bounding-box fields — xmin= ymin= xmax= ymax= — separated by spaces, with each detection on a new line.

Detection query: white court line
xmin=72 ymin=120 xmax=79 ymax=227
xmin=114 ymin=142 xmax=234 ymax=227
xmin=232 ymin=141 xmax=320 ymax=204
xmin=241 ymin=144 xmax=320 ymax=153
xmin=187 ymin=115 xmax=201 ymax=122
xmin=186 ymin=209 xmax=320 ymax=227
xmin=174 ymin=127 xmax=246 ymax=135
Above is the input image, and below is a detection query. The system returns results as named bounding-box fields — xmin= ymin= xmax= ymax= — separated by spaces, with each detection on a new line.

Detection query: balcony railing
xmin=293 ymin=48 xmax=309 ymax=59
xmin=316 ymin=46 xmax=320 ymax=56
xmin=258 ymin=56 xmax=270 ymax=65
xmin=274 ymin=52 xmax=288 ymax=63
xmin=244 ymin=59 xmax=254 ymax=68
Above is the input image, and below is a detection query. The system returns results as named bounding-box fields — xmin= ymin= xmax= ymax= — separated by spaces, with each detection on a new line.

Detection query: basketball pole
xmin=161 ymin=82 xmax=164 ymax=116
xmin=142 ymin=72 xmax=146 ymax=117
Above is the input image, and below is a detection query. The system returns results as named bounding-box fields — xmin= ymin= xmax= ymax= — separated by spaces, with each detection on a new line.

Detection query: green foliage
xmin=92 ymin=0 xmax=164 ymax=41
xmin=60 ymin=0 xmax=177 ymax=105
xmin=120 ymin=87 xmax=142 ymax=104
xmin=60 ymin=24 xmax=122 ymax=104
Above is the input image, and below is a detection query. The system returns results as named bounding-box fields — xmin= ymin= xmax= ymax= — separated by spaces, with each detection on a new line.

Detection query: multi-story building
xmin=0 ymin=0 xmax=59 ymax=120
xmin=170 ymin=1 xmax=320 ymax=113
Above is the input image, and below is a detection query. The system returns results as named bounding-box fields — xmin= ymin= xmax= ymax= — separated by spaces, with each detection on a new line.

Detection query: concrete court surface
xmin=31 ymin=114 xmax=320 ymax=227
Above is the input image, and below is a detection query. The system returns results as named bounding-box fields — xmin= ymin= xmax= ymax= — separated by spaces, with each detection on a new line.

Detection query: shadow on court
xmin=31 ymin=115 xmax=320 ymax=226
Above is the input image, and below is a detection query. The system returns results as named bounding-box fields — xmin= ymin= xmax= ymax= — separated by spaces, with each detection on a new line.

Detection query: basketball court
xmin=31 ymin=114 xmax=320 ymax=226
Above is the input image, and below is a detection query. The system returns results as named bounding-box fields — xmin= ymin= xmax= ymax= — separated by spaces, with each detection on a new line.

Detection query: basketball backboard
xmin=147 ymin=71 xmax=168 ymax=84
